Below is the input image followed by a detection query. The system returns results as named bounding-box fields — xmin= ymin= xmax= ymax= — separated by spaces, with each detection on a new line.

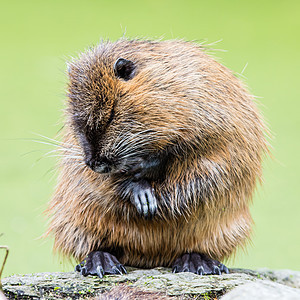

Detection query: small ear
xmin=114 ymin=58 xmax=136 ymax=81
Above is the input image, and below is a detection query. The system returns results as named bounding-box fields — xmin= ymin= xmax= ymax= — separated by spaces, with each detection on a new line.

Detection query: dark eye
xmin=114 ymin=58 xmax=136 ymax=81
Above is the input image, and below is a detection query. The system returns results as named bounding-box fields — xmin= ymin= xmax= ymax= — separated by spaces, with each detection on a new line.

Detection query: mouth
xmin=85 ymin=156 xmax=113 ymax=174
xmin=92 ymin=164 xmax=112 ymax=174
xmin=85 ymin=159 xmax=131 ymax=176
xmin=84 ymin=155 xmax=151 ymax=179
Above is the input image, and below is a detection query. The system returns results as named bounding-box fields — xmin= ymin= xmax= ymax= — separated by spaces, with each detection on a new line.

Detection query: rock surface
xmin=1 ymin=268 xmax=300 ymax=299
xmin=221 ymin=281 xmax=300 ymax=300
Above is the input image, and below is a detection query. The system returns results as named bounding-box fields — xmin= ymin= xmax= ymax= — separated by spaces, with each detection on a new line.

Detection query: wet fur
xmin=46 ymin=39 xmax=268 ymax=268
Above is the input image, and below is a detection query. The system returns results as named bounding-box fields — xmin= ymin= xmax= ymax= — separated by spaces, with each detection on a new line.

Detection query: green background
xmin=1 ymin=0 xmax=299 ymax=277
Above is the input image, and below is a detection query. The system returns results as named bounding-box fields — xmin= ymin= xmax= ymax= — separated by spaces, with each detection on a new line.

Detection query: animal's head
xmin=66 ymin=40 xmax=206 ymax=175
xmin=66 ymin=39 xmax=260 ymax=176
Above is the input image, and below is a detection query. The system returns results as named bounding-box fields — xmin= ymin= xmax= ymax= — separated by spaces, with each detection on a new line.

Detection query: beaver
xmin=46 ymin=39 xmax=268 ymax=277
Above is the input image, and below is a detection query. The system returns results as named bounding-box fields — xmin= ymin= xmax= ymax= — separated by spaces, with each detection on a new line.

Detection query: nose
xmin=85 ymin=157 xmax=112 ymax=174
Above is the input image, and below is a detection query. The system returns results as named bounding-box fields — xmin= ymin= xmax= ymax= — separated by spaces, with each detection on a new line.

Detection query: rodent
xmin=46 ymin=39 xmax=268 ymax=277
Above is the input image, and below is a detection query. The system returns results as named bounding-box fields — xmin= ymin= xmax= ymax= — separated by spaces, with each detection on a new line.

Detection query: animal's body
xmin=46 ymin=39 xmax=268 ymax=276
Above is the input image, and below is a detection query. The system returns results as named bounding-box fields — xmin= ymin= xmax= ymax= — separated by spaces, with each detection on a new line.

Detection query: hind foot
xmin=75 ymin=251 xmax=127 ymax=278
xmin=172 ymin=253 xmax=229 ymax=275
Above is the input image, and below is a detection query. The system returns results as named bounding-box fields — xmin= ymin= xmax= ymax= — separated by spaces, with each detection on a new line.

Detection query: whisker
xmin=21 ymin=149 xmax=59 ymax=157
xmin=43 ymin=148 xmax=81 ymax=155
xmin=115 ymin=132 xmax=164 ymax=157
xmin=31 ymin=139 xmax=82 ymax=154
xmin=31 ymin=132 xmax=80 ymax=149
xmin=45 ymin=154 xmax=83 ymax=159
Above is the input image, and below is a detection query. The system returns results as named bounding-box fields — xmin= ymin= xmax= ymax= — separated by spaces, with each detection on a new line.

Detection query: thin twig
xmin=0 ymin=246 xmax=9 ymax=290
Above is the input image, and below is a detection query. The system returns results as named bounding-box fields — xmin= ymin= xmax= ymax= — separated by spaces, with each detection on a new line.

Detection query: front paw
xmin=131 ymin=180 xmax=157 ymax=219
xmin=75 ymin=251 xmax=127 ymax=278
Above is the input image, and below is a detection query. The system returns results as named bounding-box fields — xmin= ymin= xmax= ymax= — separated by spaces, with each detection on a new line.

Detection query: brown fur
xmin=46 ymin=39 xmax=268 ymax=268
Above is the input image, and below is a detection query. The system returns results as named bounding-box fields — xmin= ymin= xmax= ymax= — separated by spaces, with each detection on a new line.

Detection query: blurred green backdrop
xmin=1 ymin=0 xmax=299 ymax=277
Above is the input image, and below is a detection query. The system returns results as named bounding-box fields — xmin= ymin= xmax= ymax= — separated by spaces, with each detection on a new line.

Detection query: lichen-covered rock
xmin=2 ymin=268 xmax=300 ymax=299
xmin=257 ymin=268 xmax=300 ymax=289
xmin=96 ymin=285 xmax=171 ymax=300
xmin=2 ymin=271 xmax=104 ymax=299
xmin=220 ymin=280 xmax=300 ymax=300
xmin=132 ymin=270 xmax=255 ymax=297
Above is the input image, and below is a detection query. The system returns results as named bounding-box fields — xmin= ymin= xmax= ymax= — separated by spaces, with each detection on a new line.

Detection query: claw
xmin=213 ymin=266 xmax=221 ymax=275
xmin=140 ymin=193 xmax=149 ymax=217
xmin=119 ymin=264 xmax=127 ymax=274
xmin=134 ymin=194 xmax=142 ymax=214
xmin=172 ymin=253 xmax=228 ymax=276
xmin=75 ymin=264 xmax=81 ymax=272
xmin=221 ymin=264 xmax=229 ymax=274
xmin=148 ymin=200 xmax=156 ymax=217
xmin=75 ymin=251 xmax=126 ymax=278
xmin=96 ymin=265 xmax=104 ymax=278
xmin=197 ymin=266 xmax=204 ymax=275
xmin=112 ymin=265 xmax=122 ymax=275
xmin=81 ymin=266 xmax=87 ymax=276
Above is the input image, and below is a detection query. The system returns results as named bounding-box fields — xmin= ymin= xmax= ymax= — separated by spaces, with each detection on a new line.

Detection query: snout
xmin=85 ymin=156 xmax=112 ymax=174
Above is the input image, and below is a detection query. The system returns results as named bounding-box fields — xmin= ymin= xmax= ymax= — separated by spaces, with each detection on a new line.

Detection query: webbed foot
xmin=75 ymin=251 xmax=127 ymax=278
xmin=172 ymin=253 xmax=229 ymax=275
